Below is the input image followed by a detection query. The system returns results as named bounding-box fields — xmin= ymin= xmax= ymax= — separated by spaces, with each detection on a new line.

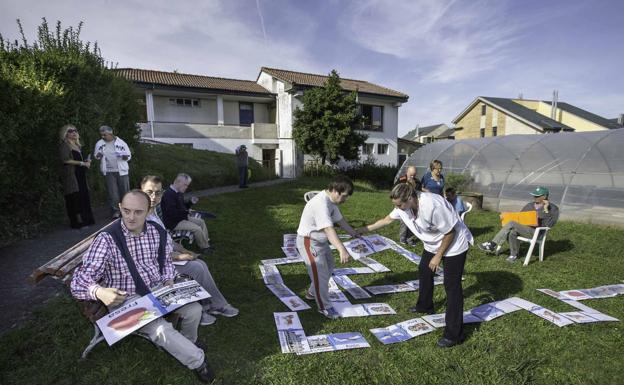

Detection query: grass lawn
xmin=1 ymin=177 xmax=623 ymax=385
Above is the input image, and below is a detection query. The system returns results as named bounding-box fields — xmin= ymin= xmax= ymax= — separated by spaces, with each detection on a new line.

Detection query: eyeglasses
xmin=144 ymin=190 xmax=163 ymax=196
xmin=66 ymin=129 xmax=77 ymax=133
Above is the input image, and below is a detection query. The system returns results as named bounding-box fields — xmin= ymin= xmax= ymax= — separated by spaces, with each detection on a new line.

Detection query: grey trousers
xmin=174 ymin=217 xmax=210 ymax=249
xmin=297 ymin=235 xmax=334 ymax=311
xmin=492 ymin=221 xmax=535 ymax=256
xmin=137 ymin=302 xmax=204 ymax=369
xmin=104 ymin=172 xmax=130 ymax=215
xmin=175 ymin=260 xmax=228 ymax=311
xmin=399 ymin=221 xmax=415 ymax=243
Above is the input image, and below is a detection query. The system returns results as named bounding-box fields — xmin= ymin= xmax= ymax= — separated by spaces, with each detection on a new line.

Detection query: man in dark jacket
xmin=236 ymin=145 xmax=249 ymax=188
xmin=478 ymin=186 xmax=559 ymax=262
xmin=161 ymin=173 xmax=212 ymax=254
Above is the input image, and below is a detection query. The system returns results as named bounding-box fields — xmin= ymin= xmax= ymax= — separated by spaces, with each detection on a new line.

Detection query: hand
xmin=356 ymin=227 xmax=368 ymax=235
xmin=83 ymin=160 xmax=91 ymax=169
xmin=121 ymin=155 xmax=129 ymax=161
xmin=339 ymin=248 xmax=351 ymax=264
xmin=190 ymin=196 xmax=199 ymax=204
xmin=175 ymin=252 xmax=197 ymax=261
xmin=95 ymin=287 xmax=127 ymax=307
xmin=499 ymin=214 xmax=504 ymax=220
xmin=95 ymin=153 xmax=103 ymax=160
xmin=164 ymin=279 xmax=174 ymax=287
xmin=428 ymin=255 xmax=442 ymax=273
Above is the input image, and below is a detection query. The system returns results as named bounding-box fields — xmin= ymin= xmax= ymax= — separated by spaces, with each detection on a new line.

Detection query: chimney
xmin=551 ymin=90 xmax=558 ymax=120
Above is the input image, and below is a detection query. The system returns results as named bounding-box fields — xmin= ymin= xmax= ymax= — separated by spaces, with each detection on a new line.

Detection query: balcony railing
xmin=139 ymin=121 xmax=278 ymax=141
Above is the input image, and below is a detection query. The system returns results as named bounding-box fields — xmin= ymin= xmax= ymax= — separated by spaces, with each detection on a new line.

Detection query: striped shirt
xmin=70 ymin=220 xmax=174 ymax=301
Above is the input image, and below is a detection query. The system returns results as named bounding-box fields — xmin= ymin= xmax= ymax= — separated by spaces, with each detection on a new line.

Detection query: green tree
xmin=292 ymin=70 xmax=367 ymax=165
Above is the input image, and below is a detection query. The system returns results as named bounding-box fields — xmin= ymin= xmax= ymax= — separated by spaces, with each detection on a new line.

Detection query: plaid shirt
xmin=71 ymin=220 xmax=174 ymax=301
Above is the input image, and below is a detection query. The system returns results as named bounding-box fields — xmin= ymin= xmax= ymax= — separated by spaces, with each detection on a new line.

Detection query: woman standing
xmin=420 ymin=159 xmax=445 ymax=195
xmin=358 ymin=183 xmax=473 ymax=347
xmin=59 ymin=124 xmax=95 ymax=228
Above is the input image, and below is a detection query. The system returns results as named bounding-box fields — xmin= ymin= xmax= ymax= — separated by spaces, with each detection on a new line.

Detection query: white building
xmin=117 ymin=67 xmax=408 ymax=178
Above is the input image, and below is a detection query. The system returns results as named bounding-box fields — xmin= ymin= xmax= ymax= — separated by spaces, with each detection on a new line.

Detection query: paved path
xmin=0 ymin=178 xmax=292 ymax=336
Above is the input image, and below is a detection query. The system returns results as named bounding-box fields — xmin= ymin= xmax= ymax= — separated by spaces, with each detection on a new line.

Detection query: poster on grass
xmin=96 ymin=280 xmax=210 ymax=345
xmin=302 ymin=332 xmax=370 ymax=354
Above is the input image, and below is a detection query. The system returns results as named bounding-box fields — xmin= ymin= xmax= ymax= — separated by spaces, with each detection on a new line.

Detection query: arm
xmin=116 ymin=138 xmax=132 ymax=161
xmin=538 ymin=201 xmax=559 ymax=227
xmin=428 ymin=228 xmax=456 ymax=272
xmin=323 ymin=226 xmax=351 ymax=263
xmin=335 ymin=217 xmax=359 ymax=238
xmin=357 ymin=215 xmax=396 ymax=234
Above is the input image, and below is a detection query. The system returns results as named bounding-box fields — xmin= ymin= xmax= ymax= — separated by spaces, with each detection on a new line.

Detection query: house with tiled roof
xmin=402 ymin=123 xmax=454 ymax=144
xmin=452 ymin=96 xmax=621 ymax=140
xmin=117 ymin=67 xmax=408 ymax=177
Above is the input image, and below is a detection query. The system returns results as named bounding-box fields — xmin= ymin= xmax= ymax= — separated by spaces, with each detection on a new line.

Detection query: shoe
xmin=506 ymin=255 xmax=518 ymax=263
xmin=477 ymin=241 xmax=498 ymax=253
xmin=408 ymin=306 xmax=434 ymax=315
xmin=194 ymin=359 xmax=216 ymax=383
xmin=304 ymin=291 xmax=315 ymax=300
xmin=406 ymin=239 xmax=418 ymax=247
xmin=209 ymin=304 xmax=239 ymax=317
xmin=437 ymin=337 xmax=460 ymax=348
xmin=200 ymin=311 xmax=217 ymax=326
xmin=318 ymin=307 xmax=340 ymax=320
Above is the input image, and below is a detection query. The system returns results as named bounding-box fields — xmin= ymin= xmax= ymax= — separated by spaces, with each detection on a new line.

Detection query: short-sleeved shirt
xmin=389 ymin=192 xmax=473 ymax=256
xmin=297 ymin=191 xmax=343 ymax=242
xmin=420 ymin=171 xmax=444 ymax=195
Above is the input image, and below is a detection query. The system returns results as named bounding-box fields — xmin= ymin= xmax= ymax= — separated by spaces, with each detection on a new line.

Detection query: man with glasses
xmin=420 ymin=159 xmax=445 ymax=195
xmin=94 ymin=125 xmax=132 ymax=218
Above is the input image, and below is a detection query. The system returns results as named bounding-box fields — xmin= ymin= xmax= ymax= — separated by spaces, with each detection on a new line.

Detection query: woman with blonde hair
xmin=358 ymin=182 xmax=473 ymax=347
xmin=59 ymin=124 xmax=94 ymax=228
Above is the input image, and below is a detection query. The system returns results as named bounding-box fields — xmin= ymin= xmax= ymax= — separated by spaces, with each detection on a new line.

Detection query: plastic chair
xmin=518 ymin=227 xmax=551 ymax=266
xmin=304 ymin=191 xmax=320 ymax=202
xmin=460 ymin=202 xmax=473 ymax=221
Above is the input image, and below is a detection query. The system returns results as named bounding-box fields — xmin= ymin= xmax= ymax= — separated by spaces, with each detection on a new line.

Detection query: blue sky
xmin=2 ymin=0 xmax=623 ymax=136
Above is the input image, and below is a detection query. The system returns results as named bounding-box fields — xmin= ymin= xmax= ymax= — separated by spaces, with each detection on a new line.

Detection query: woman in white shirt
xmin=358 ymin=183 xmax=473 ymax=347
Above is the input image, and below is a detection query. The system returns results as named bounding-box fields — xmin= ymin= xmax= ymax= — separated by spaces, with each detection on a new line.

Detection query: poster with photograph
xmin=333 ymin=302 xmax=396 ymax=318
xmin=422 ymin=313 xmax=446 ymax=328
xmin=365 ymin=283 xmax=417 ymax=296
xmin=96 ymin=280 xmax=210 ymax=346
xmin=463 ymin=311 xmax=484 ymax=324
xmin=281 ymin=246 xmax=301 ymax=259
xmin=333 ymin=267 xmax=375 ymax=276
xmin=266 ymin=283 xmax=311 ymax=311
xmin=469 ymin=303 xmax=507 ymax=321
xmin=559 ymin=289 xmax=594 ymax=301
xmin=370 ymin=325 xmax=412 ymax=344
xmin=364 ymin=235 xmax=393 ymax=253
xmin=397 ymin=317 xmax=436 ymax=337
xmin=274 ymin=312 xmax=311 ymax=354
xmin=259 ymin=264 xmax=284 ymax=285
xmin=302 ymin=332 xmax=370 ymax=354
xmin=357 ymin=256 xmax=391 ymax=273
xmin=333 ymin=275 xmax=371 ymax=299
xmin=344 ymin=238 xmax=375 ymax=259
xmin=506 ymin=297 xmax=574 ymax=327
xmin=558 ymin=311 xmax=602 ymax=324
xmin=261 ymin=256 xmax=302 ymax=266
xmin=537 ymin=288 xmax=570 ymax=300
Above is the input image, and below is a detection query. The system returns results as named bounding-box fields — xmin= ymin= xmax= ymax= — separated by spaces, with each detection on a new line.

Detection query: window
xmin=239 ymin=102 xmax=254 ymax=126
xmin=362 ymin=143 xmax=375 ymax=155
xmin=359 ymin=105 xmax=383 ymax=131
xmin=481 ymin=104 xmax=486 ymax=116
xmin=492 ymin=126 xmax=498 ymax=137
xmin=480 ymin=128 xmax=485 ymax=138
xmin=377 ymin=143 xmax=388 ymax=154
xmin=168 ymin=98 xmax=200 ymax=107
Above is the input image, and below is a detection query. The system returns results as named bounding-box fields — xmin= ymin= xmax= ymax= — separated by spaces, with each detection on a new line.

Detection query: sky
xmin=2 ymin=0 xmax=623 ymax=136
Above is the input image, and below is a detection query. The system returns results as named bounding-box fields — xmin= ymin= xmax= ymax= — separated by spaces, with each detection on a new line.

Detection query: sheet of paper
xmin=302 ymin=332 xmax=370 ymax=354
xmin=470 ymin=303 xmax=507 ymax=321
xmin=172 ymin=261 xmax=189 ymax=266
xmin=370 ymin=325 xmax=412 ymax=344
xmin=261 ymin=256 xmax=302 ymax=265
xmin=333 ymin=267 xmax=375 ymax=276
xmin=332 ymin=275 xmax=371 ymax=299
xmin=422 ymin=313 xmax=446 ymax=328
xmin=463 ymin=311 xmax=484 ymax=324
xmin=259 ymin=264 xmax=284 ymax=285
xmin=358 ymin=256 xmax=391 ymax=273
xmin=274 ymin=311 xmax=311 ymax=354
xmin=365 ymin=283 xmax=417 ymax=295
xmin=333 ymin=302 xmax=396 ymax=318
xmin=397 ymin=318 xmax=436 ymax=337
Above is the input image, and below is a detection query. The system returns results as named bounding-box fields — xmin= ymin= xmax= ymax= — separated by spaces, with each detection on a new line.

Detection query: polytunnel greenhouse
xmin=397 ymin=129 xmax=624 ymax=226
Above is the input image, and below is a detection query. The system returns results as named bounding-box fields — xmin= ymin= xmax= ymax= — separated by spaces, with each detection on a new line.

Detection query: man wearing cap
xmin=94 ymin=125 xmax=132 ymax=218
xmin=478 ymin=186 xmax=559 ymax=262
xmin=235 ymin=145 xmax=249 ymax=188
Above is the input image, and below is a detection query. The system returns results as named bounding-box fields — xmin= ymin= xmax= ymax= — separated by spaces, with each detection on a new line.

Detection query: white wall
xmin=505 ymin=115 xmax=540 ymax=135
xmin=153 ymin=96 xmax=217 ymax=123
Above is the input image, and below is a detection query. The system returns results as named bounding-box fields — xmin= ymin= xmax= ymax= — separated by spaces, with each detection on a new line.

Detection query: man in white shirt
xmin=359 ymin=183 xmax=473 ymax=347
xmin=94 ymin=125 xmax=132 ymax=219
xmin=296 ymin=176 xmax=360 ymax=319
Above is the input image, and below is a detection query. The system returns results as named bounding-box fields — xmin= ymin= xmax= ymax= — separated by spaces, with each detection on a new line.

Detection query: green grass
xmin=2 ymin=177 xmax=623 ymax=385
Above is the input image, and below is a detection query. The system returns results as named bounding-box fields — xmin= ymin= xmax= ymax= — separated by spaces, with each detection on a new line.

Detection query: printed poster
xmin=274 ymin=312 xmax=310 ymax=354
xmin=302 ymin=332 xmax=370 ymax=354
xmin=333 ymin=267 xmax=375 ymax=276
xmin=96 ymin=280 xmax=210 ymax=345
xmin=332 ymin=275 xmax=371 ymax=299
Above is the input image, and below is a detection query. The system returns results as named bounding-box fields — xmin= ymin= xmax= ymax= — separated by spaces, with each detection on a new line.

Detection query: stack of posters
xmin=260 ymin=265 xmax=310 ymax=311
xmin=274 ymin=312 xmax=310 ymax=354
xmin=332 ymin=275 xmax=371 ymax=299
xmin=302 ymin=332 xmax=370 ymax=354
xmin=370 ymin=317 xmax=436 ymax=344
xmin=506 ymin=297 xmax=575 ymax=327
xmin=96 ymin=280 xmax=210 ymax=345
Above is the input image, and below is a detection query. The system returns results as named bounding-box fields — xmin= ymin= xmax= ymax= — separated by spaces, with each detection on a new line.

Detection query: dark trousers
xmin=238 ymin=166 xmax=248 ymax=187
xmin=416 ymin=249 xmax=467 ymax=342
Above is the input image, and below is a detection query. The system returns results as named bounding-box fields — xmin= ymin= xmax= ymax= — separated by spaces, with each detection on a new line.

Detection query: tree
xmin=292 ymin=70 xmax=367 ymax=165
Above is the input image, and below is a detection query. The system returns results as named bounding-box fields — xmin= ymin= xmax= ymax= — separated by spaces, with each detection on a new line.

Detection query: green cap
xmin=530 ymin=186 xmax=549 ymax=197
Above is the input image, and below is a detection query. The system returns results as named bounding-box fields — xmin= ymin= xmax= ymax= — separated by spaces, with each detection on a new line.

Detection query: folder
xmin=500 ymin=211 xmax=538 ymax=227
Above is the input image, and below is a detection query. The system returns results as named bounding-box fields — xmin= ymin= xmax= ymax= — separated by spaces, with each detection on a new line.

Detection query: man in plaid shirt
xmin=71 ymin=190 xmax=215 ymax=382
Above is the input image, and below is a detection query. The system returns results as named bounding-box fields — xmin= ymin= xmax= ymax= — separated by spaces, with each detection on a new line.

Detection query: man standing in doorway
xmin=236 ymin=145 xmax=249 ymax=188
xmin=94 ymin=125 xmax=132 ymax=218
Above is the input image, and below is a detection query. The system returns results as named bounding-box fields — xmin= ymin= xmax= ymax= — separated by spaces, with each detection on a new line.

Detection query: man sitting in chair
xmin=478 ymin=186 xmax=559 ymax=263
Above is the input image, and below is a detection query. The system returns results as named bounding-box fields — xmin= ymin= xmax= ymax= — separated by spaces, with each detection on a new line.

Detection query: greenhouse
xmin=398 ymin=129 xmax=624 ymax=226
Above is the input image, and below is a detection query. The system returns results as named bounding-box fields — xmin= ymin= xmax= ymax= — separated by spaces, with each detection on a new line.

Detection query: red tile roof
xmin=115 ymin=68 xmax=273 ymax=95
xmin=260 ymin=67 xmax=408 ymax=100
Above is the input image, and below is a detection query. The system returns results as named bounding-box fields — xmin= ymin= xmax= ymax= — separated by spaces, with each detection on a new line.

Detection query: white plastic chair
xmin=460 ymin=202 xmax=473 ymax=221
xmin=304 ymin=190 xmax=320 ymax=202
xmin=518 ymin=227 xmax=551 ymax=266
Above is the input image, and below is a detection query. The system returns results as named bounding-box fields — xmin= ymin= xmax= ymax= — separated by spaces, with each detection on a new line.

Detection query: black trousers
xmin=416 ymin=249 xmax=467 ymax=342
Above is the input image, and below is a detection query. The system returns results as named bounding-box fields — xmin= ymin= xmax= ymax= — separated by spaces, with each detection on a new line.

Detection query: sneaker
xmin=209 ymin=304 xmax=239 ymax=317
xmin=194 ymin=359 xmax=216 ymax=383
xmin=477 ymin=241 xmax=498 ymax=253
xmin=506 ymin=255 xmax=518 ymax=263
xmin=406 ymin=238 xmax=419 ymax=247
xmin=318 ymin=307 xmax=340 ymax=320
xmin=200 ymin=311 xmax=217 ymax=326
xmin=304 ymin=291 xmax=315 ymax=300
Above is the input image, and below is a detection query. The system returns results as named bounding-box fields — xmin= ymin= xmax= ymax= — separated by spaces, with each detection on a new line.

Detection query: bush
xmin=444 ymin=172 xmax=473 ymax=193
xmin=303 ymin=157 xmax=398 ymax=190
xmin=0 ymin=19 xmax=141 ymax=245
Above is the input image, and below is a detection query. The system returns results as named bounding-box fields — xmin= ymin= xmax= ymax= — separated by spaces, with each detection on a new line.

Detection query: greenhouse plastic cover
xmin=397 ymin=130 xmax=624 ymax=226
